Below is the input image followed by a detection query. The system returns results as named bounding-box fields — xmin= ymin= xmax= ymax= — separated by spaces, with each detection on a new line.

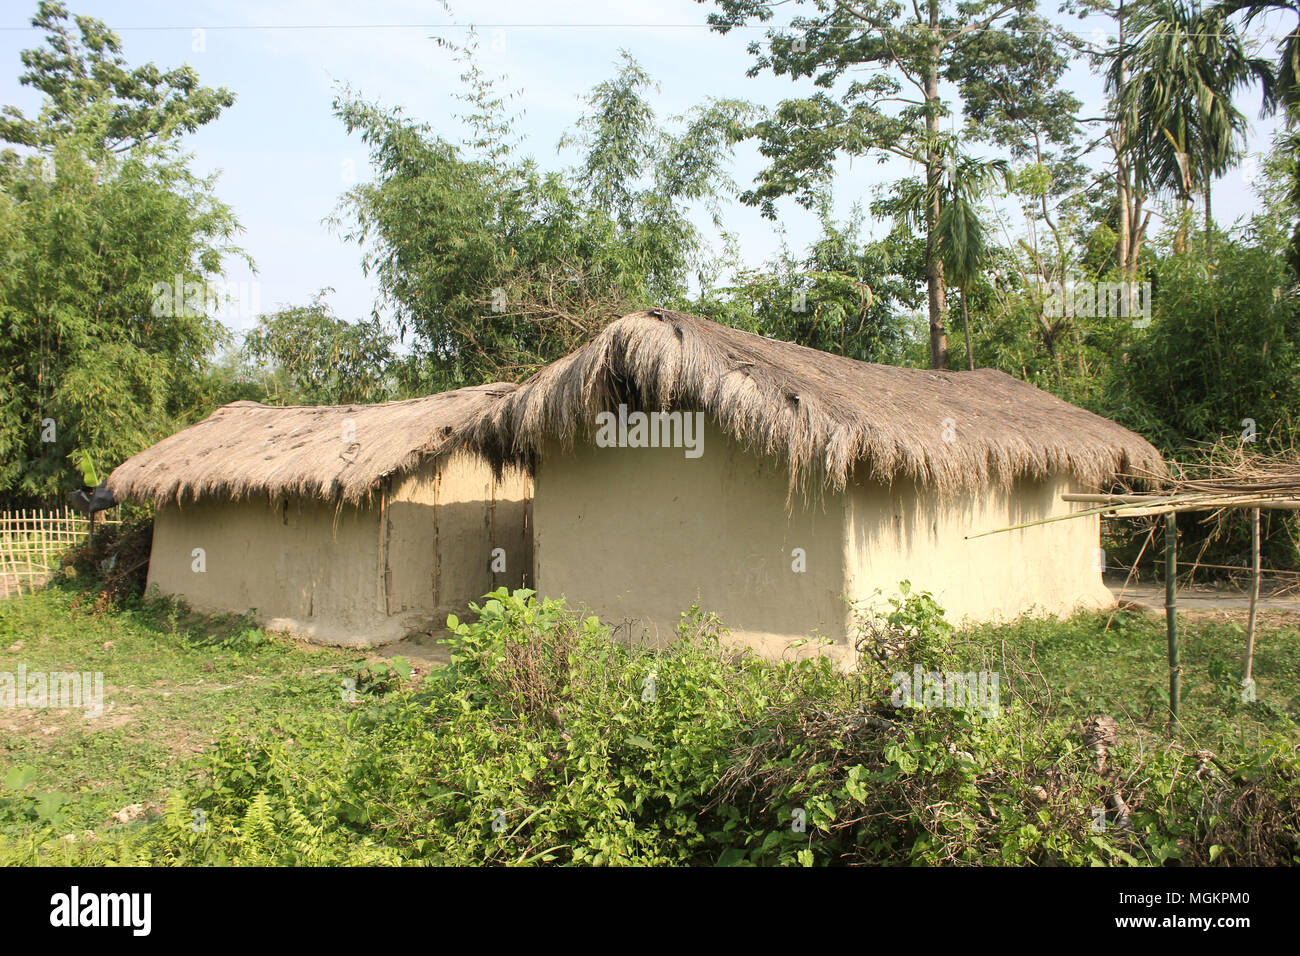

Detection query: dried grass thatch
xmin=468 ymin=309 xmax=1164 ymax=496
xmin=108 ymin=383 xmax=517 ymax=506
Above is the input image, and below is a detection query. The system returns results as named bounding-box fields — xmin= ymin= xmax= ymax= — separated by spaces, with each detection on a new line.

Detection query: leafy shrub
xmin=5 ymin=588 xmax=1296 ymax=866
xmin=60 ymin=513 xmax=153 ymax=607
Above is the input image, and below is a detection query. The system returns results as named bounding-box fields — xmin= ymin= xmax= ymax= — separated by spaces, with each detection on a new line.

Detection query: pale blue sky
xmin=1 ymin=0 xmax=1288 ymax=338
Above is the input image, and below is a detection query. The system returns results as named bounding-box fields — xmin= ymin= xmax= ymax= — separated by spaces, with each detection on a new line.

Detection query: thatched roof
xmin=108 ymin=384 xmax=516 ymax=506
xmin=468 ymin=309 xmax=1164 ymax=495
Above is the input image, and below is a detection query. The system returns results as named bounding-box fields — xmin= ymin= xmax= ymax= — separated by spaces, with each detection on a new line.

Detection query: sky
xmin=0 ymin=0 xmax=1290 ymax=339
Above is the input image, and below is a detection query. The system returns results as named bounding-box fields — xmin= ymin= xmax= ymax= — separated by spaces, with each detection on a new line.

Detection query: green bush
xmin=5 ymin=588 xmax=1296 ymax=866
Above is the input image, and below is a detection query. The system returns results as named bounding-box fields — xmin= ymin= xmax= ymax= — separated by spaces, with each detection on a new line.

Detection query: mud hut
xmin=467 ymin=309 xmax=1163 ymax=664
xmin=108 ymin=385 xmax=531 ymax=646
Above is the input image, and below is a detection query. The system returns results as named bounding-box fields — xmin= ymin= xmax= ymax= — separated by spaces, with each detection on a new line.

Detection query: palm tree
xmin=888 ymin=141 xmax=1007 ymax=370
xmin=1108 ymin=0 xmax=1272 ymax=254
xmin=937 ymin=153 xmax=1006 ymax=370
xmin=1218 ymin=0 xmax=1300 ymax=275
xmin=1217 ymin=0 xmax=1299 ymax=114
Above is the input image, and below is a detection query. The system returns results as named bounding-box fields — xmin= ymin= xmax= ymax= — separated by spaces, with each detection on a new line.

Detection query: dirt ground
xmin=366 ymin=627 xmax=453 ymax=672
xmin=1107 ymin=578 xmax=1300 ymax=627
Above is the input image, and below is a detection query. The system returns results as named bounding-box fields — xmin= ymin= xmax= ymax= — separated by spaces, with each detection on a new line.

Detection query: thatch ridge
xmin=467 ymin=309 xmax=1164 ymax=495
xmin=108 ymin=383 xmax=518 ymax=506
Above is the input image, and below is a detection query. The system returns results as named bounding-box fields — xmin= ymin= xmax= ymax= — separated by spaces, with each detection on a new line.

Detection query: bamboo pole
xmin=1104 ymin=500 xmax=1300 ymax=518
xmin=968 ymin=492 xmax=1300 ymax=540
xmin=965 ymin=496 xmax=1188 ymax=539
xmin=1243 ymin=508 xmax=1261 ymax=685
xmin=1062 ymin=492 xmax=1300 ymax=511
xmin=1165 ymin=512 xmax=1180 ymax=731
xmin=6 ymin=531 xmax=23 ymax=596
xmin=1062 ymin=493 xmax=1183 ymax=504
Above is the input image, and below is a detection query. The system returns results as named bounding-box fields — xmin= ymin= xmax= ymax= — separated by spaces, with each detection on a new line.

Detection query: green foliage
xmin=349 ymin=656 xmax=411 ymax=698
xmin=0 ymin=2 xmax=235 ymax=154
xmin=241 ymin=294 xmax=397 ymax=405
xmin=0 ymin=577 xmax=369 ymax=863
xmin=7 ymin=587 xmax=1295 ymax=866
xmin=1217 ymin=0 xmax=1300 ymax=116
xmin=704 ymin=203 xmax=923 ymax=364
xmin=1 ymin=766 xmax=69 ymax=828
xmin=330 ymin=45 xmax=749 ymax=388
xmin=1107 ymin=0 xmax=1269 ymax=206
xmin=885 ymin=581 xmax=956 ymax=663
xmin=0 ymin=2 xmax=243 ymax=501
xmin=76 ymin=449 xmax=98 ymax=487
xmin=700 ymin=0 xmax=1045 ymax=368
xmin=1251 ymin=120 xmax=1300 ymax=284
xmin=1106 ymin=241 xmax=1300 ymax=449
xmin=59 ymin=510 xmax=154 ymax=604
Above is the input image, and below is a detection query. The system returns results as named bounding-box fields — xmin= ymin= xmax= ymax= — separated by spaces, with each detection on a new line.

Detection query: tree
xmin=0 ymin=1 xmax=234 ymax=155
xmin=1078 ymin=0 xmax=1155 ymax=289
xmin=937 ymin=154 xmax=1007 ymax=370
xmin=0 ymin=3 xmax=242 ymax=501
xmin=963 ymin=10 xmax=1089 ymax=313
xmin=1218 ymin=0 xmax=1299 ymax=113
xmin=1107 ymin=0 xmax=1270 ymax=255
xmin=1105 ymin=241 xmax=1299 ymax=451
xmin=700 ymin=0 xmax=1038 ymax=368
xmin=873 ymin=146 xmax=1007 ymax=370
xmin=708 ymin=202 xmax=923 ymax=364
xmin=242 ymin=295 xmax=397 ymax=406
xmin=1217 ymin=0 xmax=1300 ymax=273
xmin=331 ymin=48 xmax=749 ymax=386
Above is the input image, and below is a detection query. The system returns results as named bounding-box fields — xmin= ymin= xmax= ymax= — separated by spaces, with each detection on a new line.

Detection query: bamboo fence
xmin=0 ymin=506 xmax=120 ymax=598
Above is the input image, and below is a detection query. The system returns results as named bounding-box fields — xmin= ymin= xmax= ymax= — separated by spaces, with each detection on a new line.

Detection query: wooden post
xmin=1243 ymin=507 xmax=1261 ymax=685
xmin=1165 ymin=511 xmax=1180 ymax=729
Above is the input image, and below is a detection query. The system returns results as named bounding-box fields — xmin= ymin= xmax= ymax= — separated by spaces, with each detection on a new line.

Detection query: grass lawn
xmin=0 ymin=581 xmax=369 ymax=840
xmin=962 ymin=605 xmax=1300 ymax=749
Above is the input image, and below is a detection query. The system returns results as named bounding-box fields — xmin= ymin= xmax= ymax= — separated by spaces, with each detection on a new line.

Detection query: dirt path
xmin=366 ymin=628 xmax=452 ymax=673
xmin=1108 ymin=580 xmax=1300 ymax=619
